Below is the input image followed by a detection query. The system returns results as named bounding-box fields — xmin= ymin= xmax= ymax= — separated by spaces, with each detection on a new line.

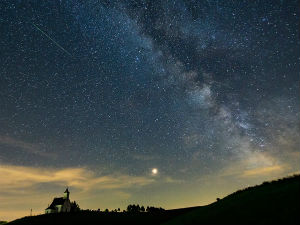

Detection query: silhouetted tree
xmin=70 ymin=201 xmax=80 ymax=212
xmin=126 ymin=204 xmax=164 ymax=213
xmin=127 ymin=204 xmax=144 ymax=213
xmin=146 ymin=206 xmax=165 ymax=213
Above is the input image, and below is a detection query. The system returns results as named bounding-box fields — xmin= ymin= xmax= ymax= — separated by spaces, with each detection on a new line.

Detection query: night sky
xmin=0 ymin=0 xmax=299 ymax=221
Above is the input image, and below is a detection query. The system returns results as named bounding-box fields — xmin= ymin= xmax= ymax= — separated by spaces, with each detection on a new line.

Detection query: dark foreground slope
xmin=8 ymin=175 xmax=300 ymax=225
xmin=164 ymin=175 xmax=300 ymax=225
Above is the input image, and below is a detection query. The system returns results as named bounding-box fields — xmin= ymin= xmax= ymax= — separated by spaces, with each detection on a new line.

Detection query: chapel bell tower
xmin=63 ymin=188 xmax=70 ymax=200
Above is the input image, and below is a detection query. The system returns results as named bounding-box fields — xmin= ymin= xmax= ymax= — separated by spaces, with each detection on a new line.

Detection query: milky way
xmin=0 ymin=0 xmax=299 ymax=221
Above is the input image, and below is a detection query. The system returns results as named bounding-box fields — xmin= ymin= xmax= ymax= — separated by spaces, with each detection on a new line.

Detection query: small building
xmin=45 ymin=188 xmax=71 ymax=214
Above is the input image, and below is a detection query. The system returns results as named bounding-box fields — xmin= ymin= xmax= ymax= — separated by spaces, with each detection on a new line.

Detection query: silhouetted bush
xmin=126 ymin=204 xmax=141 ymax=213
xmin=146 ymin=206 xmax=165 ymax=213
xmin=126 ymin=204 xmax=165 ymax=214
xmin=70 ymin=201 xmax=80 ymax=212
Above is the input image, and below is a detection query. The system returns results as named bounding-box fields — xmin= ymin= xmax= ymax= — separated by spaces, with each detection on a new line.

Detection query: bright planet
xmin=152 ymin=168 xmax=158 ymax=175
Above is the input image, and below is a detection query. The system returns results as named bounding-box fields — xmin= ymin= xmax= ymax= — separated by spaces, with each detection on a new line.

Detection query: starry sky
xmin=0 ymin=0 xmax=299 ymax=221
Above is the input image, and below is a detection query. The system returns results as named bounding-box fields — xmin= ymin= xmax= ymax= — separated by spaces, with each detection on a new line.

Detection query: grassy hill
xmin=164 ymin=174 xmax=300 ymax=225
xmin=8 ymin=175 xmax=300 ymax=225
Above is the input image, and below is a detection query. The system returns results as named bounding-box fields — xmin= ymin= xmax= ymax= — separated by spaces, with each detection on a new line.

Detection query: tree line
xmin=80 ymin=204 xmax=165 ymax=214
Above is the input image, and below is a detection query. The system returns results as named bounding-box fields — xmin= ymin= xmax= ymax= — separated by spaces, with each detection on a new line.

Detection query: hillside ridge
xmin=7 ymin=174 xmax=300 ymax=225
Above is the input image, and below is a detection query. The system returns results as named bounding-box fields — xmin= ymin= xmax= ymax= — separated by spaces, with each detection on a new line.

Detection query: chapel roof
xmin=45 ymin=197 xmax=67 ymax=210
xmin=45 ymin=205 xmax=56 ymax=210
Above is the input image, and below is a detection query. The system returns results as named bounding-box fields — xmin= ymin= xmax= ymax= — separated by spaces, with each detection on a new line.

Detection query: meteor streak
xmin=32 ymin=23 xmax=73 ymax=57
